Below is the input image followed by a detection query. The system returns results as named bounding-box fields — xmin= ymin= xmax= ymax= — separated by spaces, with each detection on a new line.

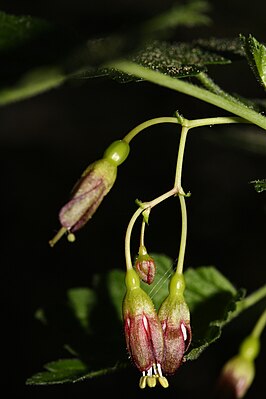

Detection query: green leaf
xmin=27 ymin=359 xmax=126 ymax=386
xmin=250 ymin=179 xmax=266 ymax=193
xmin=106 ymin=269 xmax=126 ymax=321
xmin=0 ymin=67 xmax=65 ymax=106
xmin=0 ymin=11 xmax=72 ymax=106
xmin=26 ymin=358 xmax=125 ymax=385
xmin=105 ymin=40 xmax=230 ymax=82
xmin=240 ymin=34 xmax=266 ymax=90
xmin=26 ymin=358 xmax=88 ymax=385
xmin=184 ymin=266 xmax=236 ymax=311
xmin=136 ymin=40 xmax=230 ymax=68
xmin=183 ymin=267 xmax=245 ymax=360
xmin=195 ymin=37 xmax=245 ymax=58
xmin=67 ymin=287 xmax=97 ymax=331
xmin=0 ymin=11 xmax=51 ymax=52
xmin=143 ymin=1 xmax=211 ymax=34
xmin=45 ymin=358 xmax=87 ymax=372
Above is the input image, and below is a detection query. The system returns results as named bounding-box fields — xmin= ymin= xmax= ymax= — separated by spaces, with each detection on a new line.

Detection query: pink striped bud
xmin=134 ymin=246 xmax=156 ymax=285
xmin=49 ymin=140 xmax=130 ymax=246
xmin=59 ymin=158 xmax=117 ymax=232
xmin=215 ymin=335 xmax=260 ymax=398
xmin=215 ymin=356 xmax=255 ymax=398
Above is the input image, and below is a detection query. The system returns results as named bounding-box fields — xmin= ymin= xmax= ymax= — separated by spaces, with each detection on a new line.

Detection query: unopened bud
xmin=59 ymin=158 xmax=117 ymax=232
xmin=215 ymin=334 xmax=260 ymax=398
xmin=49 ymin=140 xmax=130 ymax=246
xmin=215 ymin=355 xmax=255 ymax=398
xmin=135 ymin=246 xmax=156 ymax=285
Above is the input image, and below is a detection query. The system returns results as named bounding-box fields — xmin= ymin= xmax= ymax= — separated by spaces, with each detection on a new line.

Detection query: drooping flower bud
xmin=215 ymin=335 xmax=260 ymax=398
xmin=59 ymin=158 xmax=117 ymax=232
xmin=123 ymin=268 xmax=169 ymax=389
xmin=49 ymin=140 xmax=130 ymax=246
xmin=215 ymin=356 xmax=255 ymax=398
xmin=158 ymin=273 xmax=191 ymax=375
xmin=134 ymin=245 xmax=156 ymax=285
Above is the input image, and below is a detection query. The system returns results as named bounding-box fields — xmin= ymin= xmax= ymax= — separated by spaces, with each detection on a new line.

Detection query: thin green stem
xmin=122 ymin=116 xmax=249 ymax=144
xmin=251 ymin=310 xmax=266 ymax=339
xmin=172 ymin=124 xmax=189 ymax=275
xmin=145 ymin=187 xmax=178 ymax=207
xmin=110 ymin=61 xmax=266 ymax=130
xmin=176 ymin=194 xmax=187 ymax=275
xmin=233 ymin=284 xmax=266 ymax=325
xmin=185 ymin=116 xmax=249 ymax=129
xmin=125 ymin=207 xmax=144 ymax=270
xmin=174 ymin=125 xmax=189 ymax=190
xmin=125 ymin=117 xmax=240 ymax=276
xmin=123 ymin=117 xmax=177 ymax=143
xmin=123 ymin=113 xmax=257 ymax=274
xmin=140 ymin=218 xmax=146 ymax=247
xmin=197 ymin=71 xmax=242 ymax=105
xmin=125 ymin=188 xmax=177 ymax=271
xmin=241 ymin=284 xmax=266 ymax=310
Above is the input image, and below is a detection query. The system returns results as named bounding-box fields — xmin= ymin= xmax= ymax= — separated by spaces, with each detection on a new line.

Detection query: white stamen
xmin=157 ymin=363 xmax=163 ymax=377
xmin=181 ymin=323 xmax=187 ymax=341
xmin=140 ymin=364 xmax=169 ymax=389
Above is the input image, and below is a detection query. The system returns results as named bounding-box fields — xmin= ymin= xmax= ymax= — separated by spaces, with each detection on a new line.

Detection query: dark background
xmin=1 ymin=1 xmax=265 ymax=397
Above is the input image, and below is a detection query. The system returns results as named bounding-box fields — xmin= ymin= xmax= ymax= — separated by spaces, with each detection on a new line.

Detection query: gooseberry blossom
xmin=158 ymin=273 xmax=191 ymax=374
xmin=123 ymin=268 xmax=169 ymax=388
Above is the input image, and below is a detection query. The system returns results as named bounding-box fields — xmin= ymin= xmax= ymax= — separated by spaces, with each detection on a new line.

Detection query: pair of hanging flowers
xmin=123 ymin=265 xmax=191 ymax=388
